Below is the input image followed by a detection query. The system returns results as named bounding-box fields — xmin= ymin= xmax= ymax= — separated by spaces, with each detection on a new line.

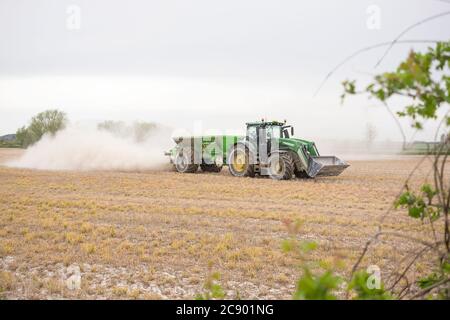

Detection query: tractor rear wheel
xmin=174 ymin=149 xmax=199 ymax=173
xmin=200 ymin=164 xmax=223 ymax=173
xmin=227 ymin=145 xmax=255 ymax=177
xmin=267 ymin=153 xmax=294 ymax=180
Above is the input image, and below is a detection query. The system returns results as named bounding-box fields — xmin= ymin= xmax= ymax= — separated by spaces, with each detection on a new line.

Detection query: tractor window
xmin=247 ymin=126 xmax=257 ymax=144
xmin=266 ymin=126 xmax=281 ymax=139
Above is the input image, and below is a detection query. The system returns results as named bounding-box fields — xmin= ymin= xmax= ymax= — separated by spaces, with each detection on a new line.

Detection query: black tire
xmin=227 ymin=145 xmax=255 ymax=177
xmin=267 ymin=153 xmax=294 ymax=180
xmin=174 ymin=149 xmax=199 ymax=173
xmin=200 ymin=164 xmax=223 ymax=173
xmin=295 ymin=169 xmax=312 ymax=179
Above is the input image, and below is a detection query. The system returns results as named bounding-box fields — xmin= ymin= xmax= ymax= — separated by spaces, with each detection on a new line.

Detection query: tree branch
xmin=375 ymin=11 xmax=450 ymax=68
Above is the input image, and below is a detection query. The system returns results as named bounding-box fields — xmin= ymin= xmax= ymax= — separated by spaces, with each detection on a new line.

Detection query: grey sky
xmin=0 ymin=0 xmax=449 ymax=141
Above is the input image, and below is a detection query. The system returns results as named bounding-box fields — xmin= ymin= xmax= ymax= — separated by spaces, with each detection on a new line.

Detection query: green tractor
xmin=165 ymin=120 xmax=349 ymax=180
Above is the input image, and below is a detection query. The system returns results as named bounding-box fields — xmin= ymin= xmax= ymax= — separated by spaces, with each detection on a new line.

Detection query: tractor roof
xmin=246 ymin=120 xmax=286 ymax=127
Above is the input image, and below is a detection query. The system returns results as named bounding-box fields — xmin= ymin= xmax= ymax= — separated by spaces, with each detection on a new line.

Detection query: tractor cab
xmin=245 ymin=120 xmax=294 ymax=144
xmin=243 ymin=120 xmax=298 ymax=176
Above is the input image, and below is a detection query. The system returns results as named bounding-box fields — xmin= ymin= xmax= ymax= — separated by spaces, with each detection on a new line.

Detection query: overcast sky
xmin=0 ymin=0 xmax=449 ymax=141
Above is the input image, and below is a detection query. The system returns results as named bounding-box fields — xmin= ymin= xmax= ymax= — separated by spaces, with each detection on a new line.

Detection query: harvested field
xmin=0 ymin=148 xmax=444 ymax=299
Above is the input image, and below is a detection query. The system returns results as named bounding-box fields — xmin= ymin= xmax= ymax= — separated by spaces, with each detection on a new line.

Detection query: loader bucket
xmin=306 ymin=156 xmax=349 ymax=178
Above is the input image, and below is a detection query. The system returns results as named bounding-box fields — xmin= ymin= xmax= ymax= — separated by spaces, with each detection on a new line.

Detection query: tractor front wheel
xmin=267 ymin=153 xmax=294 ymax=180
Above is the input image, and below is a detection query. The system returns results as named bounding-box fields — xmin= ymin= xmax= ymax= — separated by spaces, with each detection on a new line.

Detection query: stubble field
xmin=0 ymin=148 xmax=441 ymax=299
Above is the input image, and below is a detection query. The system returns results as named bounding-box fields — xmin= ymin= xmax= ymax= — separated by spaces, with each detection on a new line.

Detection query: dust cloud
xmin=6 ymin=124 xmax=173 ymax=171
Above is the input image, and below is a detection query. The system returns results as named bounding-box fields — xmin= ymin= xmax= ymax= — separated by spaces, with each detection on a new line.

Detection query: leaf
xmin=211 ymin=284 xmax=225 ymax=299
xmin=300 ymin=241 xmax=317 ymax=253
xmin=421 ymin=184 xmax=436 ymax=202
xmin=293 ymin=269 xmax=341 ymax=300
xmin=417 ymin=272 xmax=441 ymax=289
xmin=396 ymin=191 xmax=415 ymax=207
xmin=408 ymin=206 xmax=423 ymax=219
xmin=349 ymin=271 xmax=391 ymax=300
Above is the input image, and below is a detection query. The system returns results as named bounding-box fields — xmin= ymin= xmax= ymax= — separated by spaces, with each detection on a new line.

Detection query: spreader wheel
xmin=174 ymin=149 xmax=199 ymax=173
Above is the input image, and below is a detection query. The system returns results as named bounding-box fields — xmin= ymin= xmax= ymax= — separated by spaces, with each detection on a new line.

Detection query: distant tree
xmin=16 ymin=109 xmax=67 ymax=148
xmin=15 ymin=126 xmax=29 ymax=147
xmin=97 ymin=120 xmax=126 ymax=134
xmin=133 ymin=121 xmax=157 ymax=142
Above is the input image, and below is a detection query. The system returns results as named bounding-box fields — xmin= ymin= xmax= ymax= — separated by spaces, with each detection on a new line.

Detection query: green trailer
xmin=165 ymin=120 xmax=349 ymax=180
